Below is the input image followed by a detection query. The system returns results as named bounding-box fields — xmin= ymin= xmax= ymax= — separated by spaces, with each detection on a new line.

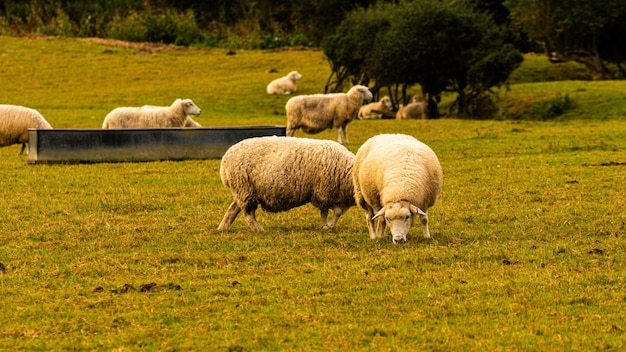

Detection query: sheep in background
xmin=218 ymin=136 xmax=356 ymax=232
xmin=396 ymin=95 xmax=426 ymax=119
xmin=266 ymin=71 xmax=303 ymax=95
xmin=353 ymin=134 xmax=443 ymax=244
xmin=141 ymin=104 xmax=202 ymax=127
xmin=0 ymin=104 xmax=52 ymax=155
xmin=285 ymin=85 xmax=372 ymax=144
xmin=102 ymin=99 xmax=201 ymax=128
xmin=358 ymin=95 xmax=394 ymax=119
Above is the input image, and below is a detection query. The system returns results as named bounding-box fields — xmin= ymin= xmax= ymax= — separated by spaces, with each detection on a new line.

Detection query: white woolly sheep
xmin=353 ymin=134 xmax=443 ymax=244
xmin=0 ymin=104 xmax=52 ymax=155
xmin=266 ymin=71 xmax=303 ymax=95
xmin=102 ymin=98 xmax=201 ymax=128
xmin=140 ymin=104 xmax=202 ymax=127
xmin=285 ymin=85 xmax=372 ymax=144
xmin=358 ymin=96 xmax=394 ymax=119
xmin=218 ymin=136 xmax=356 ymax=232
xmin=396 ymin=95 xmax=426 ymax=119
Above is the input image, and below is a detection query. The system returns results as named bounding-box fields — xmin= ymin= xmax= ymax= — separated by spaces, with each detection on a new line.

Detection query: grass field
xmin=0 ymin=36 xmax=625 ymax=350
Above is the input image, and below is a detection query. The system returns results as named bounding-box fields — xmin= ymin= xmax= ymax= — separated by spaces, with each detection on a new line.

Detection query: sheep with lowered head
xmin=0 ymin=104 xmax=52 ymax=155
xmin=266 ymin=71 xmax=303 ymax=95
xmin=218 ymin=136 xmax=356 ymax=232
xmin=353 ymin=134 xmax=443 ymax=244
xmin=285 ymin=85 xmax=372 ymax=144
xmin=358 ymin=95 xmax=394 ymax=119
xmin=102 ymin=98 xmax=201 ymax=128
xmin=396 ymin=95 xmax=426 ymax=119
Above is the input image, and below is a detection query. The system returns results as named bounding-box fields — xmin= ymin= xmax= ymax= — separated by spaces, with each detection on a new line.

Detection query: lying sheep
xmin=266 ymin=71 xmax=303 ymax=95
xmin=353 ymin=134 xmax=443 ymax=244
xmin=358 ymin=96 xmax=394 ymax=119
xmin=0 ymin=104 xmax=52 ymax=155
xmin=396 ymin=95 xmax=426 ymax=119
xmin=285 ymin=85 xmax=372 ymax=144
xmin=218 ymin=136 xmax=356 ymax=232
xmin=102 ymin=99 xmax=201 ymax=128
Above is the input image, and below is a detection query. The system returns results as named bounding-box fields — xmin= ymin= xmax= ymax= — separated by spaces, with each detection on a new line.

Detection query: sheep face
xmin=288 ymin=71 xmax=303 ymax=81
xmin=381 ymin=96 xmax=393 ymax=110
xmin=353 ymin=85 xmax=373 ymax=103
xmin=373 ymin=201 xmax=425 ymax=244
xmin=181 ymin=99 xmax=202 ymax=116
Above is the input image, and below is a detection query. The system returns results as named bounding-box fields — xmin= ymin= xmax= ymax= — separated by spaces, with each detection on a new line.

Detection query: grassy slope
xmin=0 ymin=36 xmax=625 ymax=350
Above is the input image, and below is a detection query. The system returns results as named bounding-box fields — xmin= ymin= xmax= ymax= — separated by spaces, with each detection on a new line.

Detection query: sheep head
xmin=288 ymin=71 xmax=303 ymax=81
xmin=180 ymin=99 xmax=202 ymax=116
xmin=349 ymin=85 xmax=373 ymax=104
xmin=372 ymin=201 xmax=424 ymax=244
xmin=381 ymin=96 xmax=393 ymax=110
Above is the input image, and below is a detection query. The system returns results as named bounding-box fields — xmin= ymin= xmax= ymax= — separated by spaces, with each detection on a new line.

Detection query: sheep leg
xmin=243 ymin=205 xmax=265 ymax=232
xmin=218 ymin=201 xmax=241 ymax=230
xmin=337 ymin=125 xmax=349 ymax=144
xmin=325 ymin=206 xmax=346 ymax=229
xmin=320 ymin=209 xmax=330 ymax=229
xmin=375 ymin=216 xmax=386 ymax=239
xmin=19 ymin=143 xmax=27 ymax=155
xmin=365 ymin=208 xmax=377 ymax=239
xmin=286 ymin=126 xmax=296 ymax=137
xmin=420 ymin=211 xmax=431 ymax=239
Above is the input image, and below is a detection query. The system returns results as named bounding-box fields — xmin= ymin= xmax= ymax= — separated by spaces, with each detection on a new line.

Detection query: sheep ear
xmin=372 ymin=208 xmax=386 ymax=220
xmin=409 ymin=204 xmax=426 ymax=216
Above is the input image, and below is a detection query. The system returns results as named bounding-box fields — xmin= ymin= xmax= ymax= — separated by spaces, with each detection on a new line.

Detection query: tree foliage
xmin=323 ymin=0 xmax=523 ymax=118
xmin=505 ymin=0 xmax=626 ymax=79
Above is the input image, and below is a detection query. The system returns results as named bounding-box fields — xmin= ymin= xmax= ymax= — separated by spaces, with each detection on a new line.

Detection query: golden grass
xmin=0 ymin=36 xmax=625 ymax=350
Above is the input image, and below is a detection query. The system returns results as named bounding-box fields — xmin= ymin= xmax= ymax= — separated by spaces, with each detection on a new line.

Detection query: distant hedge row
xmin=0 ymin=0 xmax=376 ymax=48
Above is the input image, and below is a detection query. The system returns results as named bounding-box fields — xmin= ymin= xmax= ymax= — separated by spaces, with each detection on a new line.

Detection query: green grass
xmin=0 ymin=36 xmax=625 ymax=350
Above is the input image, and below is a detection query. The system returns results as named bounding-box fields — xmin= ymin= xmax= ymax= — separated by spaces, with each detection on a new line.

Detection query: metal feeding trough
xmin=27 ymin=125 xmax=286 ymax=164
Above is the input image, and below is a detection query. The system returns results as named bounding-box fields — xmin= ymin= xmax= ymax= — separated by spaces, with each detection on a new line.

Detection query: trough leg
xmin=218 ymin=201 xmax=241 ymax=230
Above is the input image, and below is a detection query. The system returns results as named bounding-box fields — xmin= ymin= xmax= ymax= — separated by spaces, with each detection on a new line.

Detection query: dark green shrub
xmin=520 ymin=93 xmax=575 ymax=120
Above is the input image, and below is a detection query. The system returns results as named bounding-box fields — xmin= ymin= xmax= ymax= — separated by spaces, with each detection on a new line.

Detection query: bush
xmin=520 ymin=93 xmax=575 ymax=120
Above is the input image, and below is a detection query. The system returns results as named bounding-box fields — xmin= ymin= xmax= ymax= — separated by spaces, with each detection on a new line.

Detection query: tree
xmin=323 ymin=0 xmax=522 ymax=118
xmin=505 ymin=0 xmax=626 ymax=80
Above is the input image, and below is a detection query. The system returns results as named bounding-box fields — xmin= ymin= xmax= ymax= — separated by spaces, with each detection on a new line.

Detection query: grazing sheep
xmin=266 ymin=71 xmax=303 ymax=95
xmin=102 ymin=99 xmax=201 ymax=128
xmin=0 ymin=104 xmax=52 ymax=155
xmin=358 ymin=96 xmax=394 ymax=119
xmin=396 ymin=95 xmax=426 ymax=119
xmin=353 ymin=134 xmax=443 ymax=244
xmin=218 ymin=136 xmax=356 ymax=232
xmin=285 ymin=85 xmax=372 ymax=144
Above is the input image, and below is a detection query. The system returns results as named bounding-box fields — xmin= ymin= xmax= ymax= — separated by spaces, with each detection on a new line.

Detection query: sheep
xmin=0 ymin=104 xmax=52 ymax=155
xmin=218 ymin=136 xmax=356 ymax=232
xmin=353 ymin=134 xmax=443 ymax=244
xmin=141 ymin=104 xmax=202 ymax=127
xmin=358 ymin=96 xmax=394 ymax=119
xmin=102 ymin=98 xmax=201 ymax=128
xmin=285 ymin=85 xmax=372 ymax=144
xmin=396 ymin=95 xmax=426 ymax=119
xmin=266 ymin=71 xmax=303 ymax=95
